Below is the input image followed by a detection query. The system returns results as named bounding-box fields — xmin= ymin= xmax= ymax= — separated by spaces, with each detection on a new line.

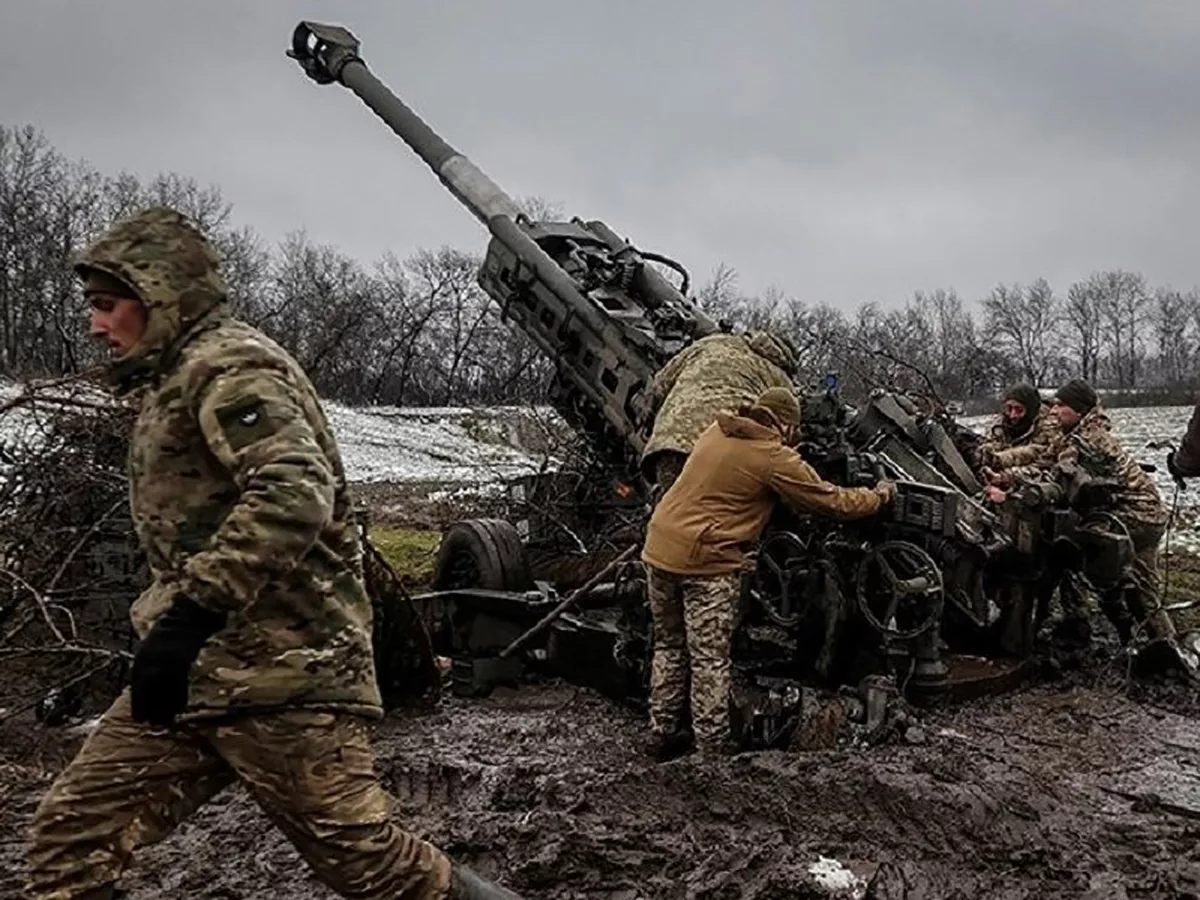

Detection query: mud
xmin=4 ymin=655 xmax=1200 ymax=900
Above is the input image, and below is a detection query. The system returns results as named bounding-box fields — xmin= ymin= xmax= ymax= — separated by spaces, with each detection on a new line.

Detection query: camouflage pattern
xmin=652 ymin=450 xmax=687 ymax=505
xmin=641 ymin=332 xmax=795 ymax=475
xmin=977 ymin=402 xmax=1058 ymax=476
xmin=75 ymin=206 xmax=381 ymax=720
xmin=1095 ymin=524 xmax=1174 ymax=642
xmin=26 ymin=690 xmax=452 ymax=899
xmin=645 ymin=564 xmax=741 ymax=752
xmin=1022 ymin=407 xmax=1168 ymax=529
xmin=1172 ymin=400 xmax=1200 ymax=477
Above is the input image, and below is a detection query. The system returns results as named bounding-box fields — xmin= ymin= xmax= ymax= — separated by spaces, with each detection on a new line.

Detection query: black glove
xmin=1167 ymin=450 xmax=1183 ymax=481
xmin=130 ymin=594 xmax=226 ymax=726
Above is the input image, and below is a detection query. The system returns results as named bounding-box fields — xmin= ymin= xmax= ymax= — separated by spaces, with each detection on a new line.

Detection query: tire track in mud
xmin=5 ymin=680 xmax=1200 ymax=897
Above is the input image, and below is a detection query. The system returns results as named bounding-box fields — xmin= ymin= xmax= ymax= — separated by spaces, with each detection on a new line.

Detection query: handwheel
xmin=854 ymin=540 xmax=943 ymax=639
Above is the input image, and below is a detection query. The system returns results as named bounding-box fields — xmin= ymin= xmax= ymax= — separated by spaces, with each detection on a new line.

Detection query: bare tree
xmin=981 ymin=279 xmax=1062 ymax=387
xmin=1151 ymin=286 xmax=1192 ymax=387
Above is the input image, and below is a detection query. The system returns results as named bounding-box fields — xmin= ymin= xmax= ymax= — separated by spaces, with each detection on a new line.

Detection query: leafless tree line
xmin=4 ymin=124 xmax=1200 ymax=411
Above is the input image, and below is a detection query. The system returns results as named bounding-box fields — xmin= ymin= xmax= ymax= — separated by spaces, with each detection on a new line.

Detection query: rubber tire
xmin=433 ymin=518 xmax=534 ymax=593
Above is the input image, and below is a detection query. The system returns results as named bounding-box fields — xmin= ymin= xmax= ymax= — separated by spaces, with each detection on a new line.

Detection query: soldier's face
xmin=1054 ymin=401 xmax=1081 ymax=429
xmin=88 ymin=294 xmax=147 ymax=354
xmin=1002 ymin=399 xmax=1027 ymax=423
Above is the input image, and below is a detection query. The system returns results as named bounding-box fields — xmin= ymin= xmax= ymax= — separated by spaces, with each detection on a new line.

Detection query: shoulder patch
xmin=215 ymin=398 xmax=277 ymax=452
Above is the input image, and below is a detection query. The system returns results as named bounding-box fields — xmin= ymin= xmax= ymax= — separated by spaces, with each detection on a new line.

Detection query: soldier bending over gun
xmin=640 ymin=330 xmax=798 ymax=498
xmin=639 ymin=386 xmax=895 ymax=760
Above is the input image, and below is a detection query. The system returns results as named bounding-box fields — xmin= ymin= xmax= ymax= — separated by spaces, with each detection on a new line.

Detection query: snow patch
xmin=807 ymin=856 xmax=867 ymax=896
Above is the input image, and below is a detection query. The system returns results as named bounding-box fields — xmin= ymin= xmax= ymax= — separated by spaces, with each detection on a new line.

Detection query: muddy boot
xmin=643 ymin=728 xmax=693 ymax=762
xmin=450 ymin=863 xmax=523 ymax=900
xmin=695 ymin=733 xmax=741 ymax=759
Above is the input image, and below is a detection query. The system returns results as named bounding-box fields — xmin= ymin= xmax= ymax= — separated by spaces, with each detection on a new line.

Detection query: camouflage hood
xmin=75 ymin=206 xmax=230 ymax=388
xmin=1071 ymin=406 xmax=1112 ymax=437
xmin=746 ymin=331 xmax=797 ymax=373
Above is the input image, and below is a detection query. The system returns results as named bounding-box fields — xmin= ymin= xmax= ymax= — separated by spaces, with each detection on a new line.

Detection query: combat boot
xmin=642 ymin=728 xmax=694 ymax=762
xmin=449 ymin=863 xmax=524 ymax=900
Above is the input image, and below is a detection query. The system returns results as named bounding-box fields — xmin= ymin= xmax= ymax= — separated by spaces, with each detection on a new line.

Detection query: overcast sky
xmin=3 ymin=1 xmax=1197 ymax=312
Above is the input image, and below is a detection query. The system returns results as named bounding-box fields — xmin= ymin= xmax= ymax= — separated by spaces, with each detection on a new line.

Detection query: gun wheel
xmin=752 ymin=531 xmax=815 ymax=628
xmin=432 ymin=518 xmax=533 ymax=592
xmin=855 ymin=540 xmax=943 ymax=640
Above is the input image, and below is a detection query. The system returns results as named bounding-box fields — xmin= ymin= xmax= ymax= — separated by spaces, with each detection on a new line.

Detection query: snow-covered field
xmin=2 ymin=377 xmax=1197 ymax=523
xmin=0 ymin=380 xmax=569 ymax=489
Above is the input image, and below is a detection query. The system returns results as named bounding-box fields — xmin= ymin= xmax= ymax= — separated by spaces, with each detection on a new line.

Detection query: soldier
xmin=26 ymin=207 xmax=519 ymax=900
xmin=1167 ymin=398 xmax=1200 ymax=482
xmin=1003 ymin=379 xmax=1176 ymax=647
xmin=975 ymin=382 xmax=1056 ymax=479
xmin=978 ymin=383 xmax=1087 ymax=643
xmin=639 ymin=386 xmax=895 ymax=759
xmin=640 ymin=330 xmax=797 ymax=497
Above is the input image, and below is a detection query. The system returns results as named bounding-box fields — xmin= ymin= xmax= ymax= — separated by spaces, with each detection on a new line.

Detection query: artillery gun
xmin=287 ymin=21 xmax=1080 ymax=743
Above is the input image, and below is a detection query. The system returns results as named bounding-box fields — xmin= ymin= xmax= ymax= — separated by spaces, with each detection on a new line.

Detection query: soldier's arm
xmin=178 ymin=368 xmax=336 ymax=613
xmin=767 ymin=446 xmax=884 ymax=520
xmin=992 ymin=442 xmax=1048 ymax=471
xmin=1174 ymin=402 xmax=1200 ymax=477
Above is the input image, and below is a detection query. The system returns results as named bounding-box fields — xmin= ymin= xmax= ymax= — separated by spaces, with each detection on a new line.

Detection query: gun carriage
xmin=288 ymin=22 xmax=1130 ymax=746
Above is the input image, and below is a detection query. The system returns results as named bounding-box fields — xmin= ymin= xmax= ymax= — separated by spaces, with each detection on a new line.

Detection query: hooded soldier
xmin=26 ymin=207 xmax=521 ymax=900
xmin=641 ymin=330 xmax=798 ymax=496
xmin=975 ymin=383 xmax=1057 ymax=476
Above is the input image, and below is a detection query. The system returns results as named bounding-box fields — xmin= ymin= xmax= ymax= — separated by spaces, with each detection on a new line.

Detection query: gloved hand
xmin=130 ymin=594 xmax=226 ymax=726
xmin=874 ymin=480 xmax=897 ymax=505
xmin=1167 ymin=450 xmax=1183 ymax=481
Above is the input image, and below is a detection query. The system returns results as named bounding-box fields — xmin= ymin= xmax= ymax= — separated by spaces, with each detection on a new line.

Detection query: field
xmin=4 ymin=401 xmax=1200 ymax=898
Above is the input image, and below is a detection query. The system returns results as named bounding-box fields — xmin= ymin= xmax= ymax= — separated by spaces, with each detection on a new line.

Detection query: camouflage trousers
xmin=25 ymin=690 xmax=452 ymax=900
xmin=651 ymin=451 xmax=688 ymax=504
xmin=1097 ymin=523 xmax=1175 ymax=643
xmin=645 ymin=564 xmax=740 ymax=751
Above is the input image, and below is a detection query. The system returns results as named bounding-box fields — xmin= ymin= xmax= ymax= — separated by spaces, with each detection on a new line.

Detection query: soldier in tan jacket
xmin=640 ymin=387 xmax=894 ymax=759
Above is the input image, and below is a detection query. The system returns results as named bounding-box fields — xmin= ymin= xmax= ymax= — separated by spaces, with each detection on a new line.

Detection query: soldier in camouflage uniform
xmin=26 ymin=208 xmax=520 ymax=900
xmin=640 ymin=387 xmax=894 ymax=759
xmin=974 ymin=383 xmax=1057 ymax=477
xmin=640 ymin=330 xmax=797 ymax=497
xmin=977 ymin=383 xmax=1088 ymax=643
xmin=1005 ymin=379 xmax=1175 ymax=645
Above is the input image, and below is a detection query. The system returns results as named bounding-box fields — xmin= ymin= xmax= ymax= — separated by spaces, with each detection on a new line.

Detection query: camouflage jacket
xmin=641 ymin=332 xmax=794 ymax=475
xmin=1016 ymin=407 xmax=1168 ymax=529
xmin=977 ymin=402 xmax=1058 ymax=479
xmin=78 ymin=207 xmax=381 ymax=721
xmin=1172 ymin=400 xmax=1200 ymax=477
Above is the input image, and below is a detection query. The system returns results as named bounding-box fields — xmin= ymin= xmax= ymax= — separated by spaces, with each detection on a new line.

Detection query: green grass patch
xmin=368 ymin=526 xmax=442 ymax=588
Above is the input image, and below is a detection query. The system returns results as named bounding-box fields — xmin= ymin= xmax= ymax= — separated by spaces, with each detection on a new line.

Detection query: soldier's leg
xmin=26 ymin=689 xmax=235 ymax=899
xmin=681 ymin=572 xmax=740 ymax=753
xmin=1124 ymin=525 xmax=1175 ymax=641
xmin=206 ymin=710 xmax=453 ymax=900
xmin=645 ymin=564 xmax=689 ymax=738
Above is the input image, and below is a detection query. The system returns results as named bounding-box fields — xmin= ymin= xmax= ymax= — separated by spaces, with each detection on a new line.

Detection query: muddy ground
xmin=3 ymin=650 xmax=1200 ymax=900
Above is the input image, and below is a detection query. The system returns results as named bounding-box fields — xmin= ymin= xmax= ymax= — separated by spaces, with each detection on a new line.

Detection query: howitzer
xmin=288 ymin=22 xmax=717 ymax=473
xmin=288 ymin=21 xmax=1048 ymax=736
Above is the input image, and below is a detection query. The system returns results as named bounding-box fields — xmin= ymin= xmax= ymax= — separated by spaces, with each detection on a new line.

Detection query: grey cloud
xmin=1 ymin=0 xmax=1196 ymax=312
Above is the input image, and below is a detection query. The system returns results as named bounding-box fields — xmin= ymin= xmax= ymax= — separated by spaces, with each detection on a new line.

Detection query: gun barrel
xmin=289 ymin=21 xmax=520 ymax=227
